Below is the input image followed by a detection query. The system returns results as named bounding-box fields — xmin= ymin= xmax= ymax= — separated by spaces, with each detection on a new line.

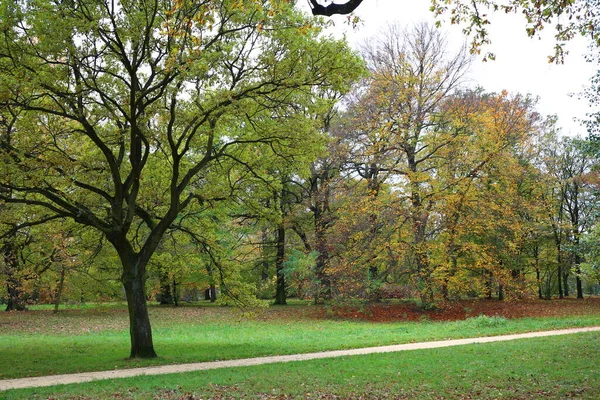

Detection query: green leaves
xmin=429 ymin=0 xmax=597 ymax=62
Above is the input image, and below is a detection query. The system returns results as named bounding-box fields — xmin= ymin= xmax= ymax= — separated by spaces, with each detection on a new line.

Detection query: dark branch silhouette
xmin=309 ymin=0 xmax=364 ymax=16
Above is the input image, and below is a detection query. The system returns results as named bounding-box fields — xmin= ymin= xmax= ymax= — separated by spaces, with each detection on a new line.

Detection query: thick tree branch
xmin=0 ymin=215 xmax=66 ymax=240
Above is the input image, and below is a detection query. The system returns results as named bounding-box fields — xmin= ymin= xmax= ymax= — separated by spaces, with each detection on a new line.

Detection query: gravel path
xmin=2 ymin=326 xmax=599 ymax=391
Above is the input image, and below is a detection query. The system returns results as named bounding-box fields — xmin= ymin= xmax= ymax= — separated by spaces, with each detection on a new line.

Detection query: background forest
xmin=2 ymin=0 xmax=600 ymax=322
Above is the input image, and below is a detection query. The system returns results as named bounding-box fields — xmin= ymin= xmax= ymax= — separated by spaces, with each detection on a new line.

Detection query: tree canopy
xmin=0 ymin=0 xmax=363 ymax=358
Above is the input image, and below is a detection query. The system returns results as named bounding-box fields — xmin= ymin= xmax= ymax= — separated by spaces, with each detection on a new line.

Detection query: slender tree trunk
xmin=367 ymin=199 xmax=381 ymax=302
xmin=204 ymin=263 xmax=217 ymax=303
xmin=552 ymin=219 xmax=563 ymax=299
xmin=53 ymin=267 xmax=66 ymax=313
xmin=533 ymin=245 xmax=542 ymax=300
xmin=3 ymin=245 xmax=27 ymax=311
xmin=274 ymin=225 xmax=287 ymax=305
xmin=172 ymin=278 xmax=179 ymax=306
xmin=159 ymin=268 xmax=174 ymax=305
xmin=563 ymin=271 xmax=570 ymax=297
xmin=417 ymin=249 xmax=434 ymax=308
xmin=261 ymin=229 xmax=270 ymax=281
xmin=571 ymin=192 xmax=583 ymax=299
xmin=312 ymin=177 xmax=331 ymax=304
xmin=419 ymin=281 xmax=434 ymax=307
xmin=575 ymin=266 xmax=584 ymax=299
xmin=209 ymin=284 xmax=216 ymax=303
xmin=574 ymin=241 xmax=584 ymax=299
xmin=535 ymin=268 xmax=542 ymax=300
xmin=314 ymin=219 xmax=331 ymax=303
xmin=557 ymin=256 xmax=563 ymax=299
xmin=363 ymin=165 xmax=384 ymax=302
xmin=498 ymin=284 xmax=504 ymax=301
xmin=413 ymin=215 xmax=433 ymax=308
xmin=407 ymin=158 xmax=434 ymax=309
xmin=485 ymin=270 xmax=493 ymax=299
xmin=442 ymin=251 xmax=458 ymax=301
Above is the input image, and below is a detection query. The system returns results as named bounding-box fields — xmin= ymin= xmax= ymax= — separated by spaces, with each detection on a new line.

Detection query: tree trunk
xmin=553 ymin=223 xmax=563 ymax=299
xmin=557 ymin=258 xmax=563 ymax=299
xmin=312 ymin=187 xmax=331 ymax=304
xmin=209 ymin=284 xmax=217 ymax=303
xmin=274 ymin=225 xmax=287 ymax=305
xmin=563 ymin=271 xmax=570 ymax=297
xmin=534 ymin=245 xmax=542 ymax=300
xmin=535 ymin=267 xmax=542 ymax=300
xmin=5 ymin=281 xmax=27 ymax=311
xmin=53 ymin=267 xmax=66 ymax=313
xmin=204 ymin=262 xmax=217 ymax=303
xmin=442 ymin=252 xmax=458 ymax=301
xmin=408 ymin=164 xmax=434 ymax=309
xmin=261 ymin=229 xmax=270 ymax=281
xmin=416 ymin=243 xmax=434 ymax=309
xmin=575 ymin=265 xmax=584 ymax=299
xmin=159 ymin=268 xmax=174 ymax=305
xmin=172 ymin=278 xmax=179 ymax=306
xmin=573 ymin=245 xmax=584 ymax=298
xmin=122 ymin=270 xmax=157 ymax=358
xmin=114 ymin=238 xmax=157 ymax=359
xmin=314 ymin=221 xmax=331 ymax=303
xmin=498 ymin=284 xmax=504 ymax=301
xmin=485 ymin=270 xmax=493 ymax=299
xmin=3 ymin=245 xmax=27 ymax=312
xmin=572 ymin=226 xmax=584 ymax=298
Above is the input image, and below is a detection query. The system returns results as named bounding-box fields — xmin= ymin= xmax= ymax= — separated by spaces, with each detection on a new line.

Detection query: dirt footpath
xmin=1 ymin=326 xmax=599 ymax=392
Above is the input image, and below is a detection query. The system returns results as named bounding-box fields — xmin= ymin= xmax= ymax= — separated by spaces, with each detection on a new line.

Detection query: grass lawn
xmin=4 ymin=331 xmax=599 ymax=399
xmin=0 ymin=299 xmax=599 ymax=381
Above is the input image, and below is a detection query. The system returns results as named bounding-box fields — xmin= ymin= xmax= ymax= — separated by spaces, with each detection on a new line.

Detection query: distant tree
xmin=336 ymin=27 xmax=543 ymax=304
xmin=560 ymin=139 xmax=595 ymax=298
xmin=425 ymin=89 xmax=545 ymax=300
xmin=339 ymin=23 xmax=471 ymax=307
xmin=581 ymin=223 xmax=600 ymax=291
xmin=0 ymin=205 xmax=63 ymax=311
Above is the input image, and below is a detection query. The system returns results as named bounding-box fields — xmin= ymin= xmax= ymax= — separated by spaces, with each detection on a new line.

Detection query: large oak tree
xmin=0 ymin=0 xmax=359 ymax=358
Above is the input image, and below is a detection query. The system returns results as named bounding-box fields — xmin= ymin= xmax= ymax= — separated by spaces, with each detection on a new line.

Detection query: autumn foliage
xmin=1 ymin=3 xmax=599 ymax=361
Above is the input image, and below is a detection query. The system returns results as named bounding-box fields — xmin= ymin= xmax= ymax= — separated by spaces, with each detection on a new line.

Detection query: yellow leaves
xmin=296 ymin=22 xmax=315 ymax=36
xmin=230 ymin=0 xmax=245 ymax=11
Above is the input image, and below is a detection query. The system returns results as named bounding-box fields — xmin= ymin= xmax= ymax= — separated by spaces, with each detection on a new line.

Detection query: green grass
xmin=1 ymin=303 xmax=599 ymax=380
xmin=5 ymin=331 xmax=599 ymax=399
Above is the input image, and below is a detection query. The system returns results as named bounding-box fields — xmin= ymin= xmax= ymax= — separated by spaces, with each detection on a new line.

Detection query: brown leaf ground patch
xmin=309 ymin=297 xmax=600 ymax=322
xmin=1 ymin=297 xmax=598 ymax=335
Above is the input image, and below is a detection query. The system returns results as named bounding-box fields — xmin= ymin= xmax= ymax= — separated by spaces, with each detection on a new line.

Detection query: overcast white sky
xmin=300 ymin=0 xmax=597 ymax=136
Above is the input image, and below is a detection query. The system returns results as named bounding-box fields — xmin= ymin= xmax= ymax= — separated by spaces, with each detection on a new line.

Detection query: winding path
xmin=2 ymin=326 xmax=599 ymax=391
